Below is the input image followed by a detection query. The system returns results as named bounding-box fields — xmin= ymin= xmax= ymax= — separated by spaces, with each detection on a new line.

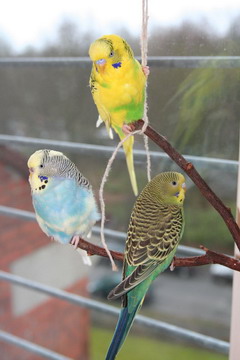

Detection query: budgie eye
xmin=171 ymin=181 xmax=177 ymax=186
xmin=39 ymin=164 xmax=44 ymax=168
xmin=109 ymin=51 xmax=114 ymax=57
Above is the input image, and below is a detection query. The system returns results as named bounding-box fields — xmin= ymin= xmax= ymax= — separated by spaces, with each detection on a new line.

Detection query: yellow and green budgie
xmin=105 ymin=172 xmax=186 ymax=359
xmin=89 ymin=34 xmax=148 ymax=196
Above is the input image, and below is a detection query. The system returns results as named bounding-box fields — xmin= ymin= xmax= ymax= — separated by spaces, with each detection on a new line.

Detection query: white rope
xmin=99 ymin=131 xmax=140 ymax=271
xmin=141 ymin=0 xmax=151 ymax=182
xmin=141 ymin=0 xmax=149 ymax=68
xmin=98 ymin=0 xmax=150 ymax=271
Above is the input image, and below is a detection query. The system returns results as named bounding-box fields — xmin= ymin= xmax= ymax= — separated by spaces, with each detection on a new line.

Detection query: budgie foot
xmin=71 ymin=235 xmax=92 ymax=266
xmin=122 ymin=123 xmax=135 ymax=135
xmin=70 ymin=235 xmax=80 ymax=249
xmin=142 ymin=65 xmax=150 ymax=77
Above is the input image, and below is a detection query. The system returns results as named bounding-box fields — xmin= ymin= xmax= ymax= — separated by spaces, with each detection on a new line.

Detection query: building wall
xmin=0 ymin=160 xmax=90 ymax=360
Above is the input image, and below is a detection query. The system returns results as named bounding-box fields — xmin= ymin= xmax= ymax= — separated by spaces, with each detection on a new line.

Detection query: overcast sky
xmin=0 ymin=0 xmax=239 ymax=51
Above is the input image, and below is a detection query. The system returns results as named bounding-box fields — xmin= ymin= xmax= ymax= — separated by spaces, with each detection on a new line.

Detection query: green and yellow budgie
xmin=105 ymin=172 xmax=186 ymax=359
xmin=89 ymin=34 xmax=148 ymax=196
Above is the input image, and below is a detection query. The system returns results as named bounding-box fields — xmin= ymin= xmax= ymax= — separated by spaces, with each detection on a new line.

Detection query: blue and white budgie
xmin=28 ymin=149 xmax=100 ymax=265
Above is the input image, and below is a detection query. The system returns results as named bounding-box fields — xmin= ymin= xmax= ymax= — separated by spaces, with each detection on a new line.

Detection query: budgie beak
xmin=174 ymin=182 xmax=186 ymax=203
xmin=95 ymin=58 xmax=106 ymax=73
xmin=174 ymin=182 xmax=186 ymax=198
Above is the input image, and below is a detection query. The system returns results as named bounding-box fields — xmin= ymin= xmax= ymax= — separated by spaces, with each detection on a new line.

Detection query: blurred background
xmin=0 ymin=0 xmax=239 ymax=359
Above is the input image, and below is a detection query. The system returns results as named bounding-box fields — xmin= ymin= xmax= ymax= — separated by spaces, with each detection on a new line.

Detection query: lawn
xmin=90 ymin=326 xmax=227 ymax=360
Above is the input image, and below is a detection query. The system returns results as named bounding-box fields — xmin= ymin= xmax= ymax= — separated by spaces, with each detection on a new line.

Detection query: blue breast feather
xmin=32 ymin=178 xmax=99 ymax=244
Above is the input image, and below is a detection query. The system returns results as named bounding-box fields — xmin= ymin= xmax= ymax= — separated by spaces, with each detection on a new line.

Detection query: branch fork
xmin=74 ymin=237 xmax=240 ymax=273
xmin=74 ymin=120 xmax=240 ymax=273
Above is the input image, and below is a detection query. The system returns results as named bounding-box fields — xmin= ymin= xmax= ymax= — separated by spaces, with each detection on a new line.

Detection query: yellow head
xmin=89 ymin=34 xmax=134 ymax=74
xmin=146 ymin=172 xmax=186 ymax=206
xmin=27 ymin=149 xmax=67 ymax=192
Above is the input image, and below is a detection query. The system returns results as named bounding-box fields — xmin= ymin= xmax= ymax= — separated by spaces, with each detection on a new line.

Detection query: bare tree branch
xmin=76 ymin=237 xmax=240 ymax=272
xmin=174 ymin=246 xmax=240 ymax=271
xmin=133 ymin=119 xmax=240 ymax=250
xmin=75 ymin=120 xmax=240 ymax=273
xmin=77 ymin=237 xmax=124 ymax=262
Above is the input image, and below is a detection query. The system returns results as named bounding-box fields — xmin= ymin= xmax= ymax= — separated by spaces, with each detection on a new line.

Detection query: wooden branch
xmin=75 ymin=121 xmax=240 ymax=274
xmin=76 ymin=237 xmax=240 ymax=272
xmin=133 ymin=119 xmax=240 ymax=250
xmin=174 ymin=246 xmax=240 ymax=271
xmin=77 ymin=237 xmax=124 ymax=262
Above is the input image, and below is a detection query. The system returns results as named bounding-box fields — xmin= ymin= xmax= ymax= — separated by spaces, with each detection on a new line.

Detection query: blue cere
xmin=112 ymin=62 xmax=122 ymax=69
xmin=39 ymin=175 xmax=48 ymax=182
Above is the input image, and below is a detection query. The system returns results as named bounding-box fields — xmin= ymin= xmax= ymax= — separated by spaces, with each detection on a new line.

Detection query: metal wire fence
xmin=0 ymin=134 xmax=238 ymax=167
xmin=0 ymin=55 xmax=238 ymax=358
xmin=0 ymin=270 xmax=229 ymax=357
xmin=0 ymin=56 xmax=240 ymax=68
xmin=0 ymin=134 xmax=235 ymax=358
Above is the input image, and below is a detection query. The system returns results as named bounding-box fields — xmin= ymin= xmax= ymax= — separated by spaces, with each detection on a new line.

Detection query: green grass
xmin=90 ymin=326 xmax=227 ymax=360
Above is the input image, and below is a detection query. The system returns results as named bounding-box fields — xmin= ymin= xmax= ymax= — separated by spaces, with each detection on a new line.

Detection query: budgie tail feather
xmin=76 ymin=248 xmax=92 ymax=266
xmin=117 ymin=130 xmax=138 ymax=196
xmin=105 ymin=299 xmax=142 ymax=360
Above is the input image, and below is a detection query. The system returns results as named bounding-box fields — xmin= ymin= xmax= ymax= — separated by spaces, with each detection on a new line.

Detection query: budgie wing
xmin=109 ymin=200 xmax=184 ymax=299
xmin=126 ymin=202 xmax=184 ymax=266
xmin=90 ymin=67 xmax=112 ymax=136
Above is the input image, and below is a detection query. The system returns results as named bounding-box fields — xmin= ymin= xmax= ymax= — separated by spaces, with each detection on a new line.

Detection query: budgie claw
xmin=70 ymin=235 xmax=80 ymax=249
xmin=142 ymin=65 xmax=150 ymax=77
xmin=122 ymin=124 xmax=134 ymax=135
